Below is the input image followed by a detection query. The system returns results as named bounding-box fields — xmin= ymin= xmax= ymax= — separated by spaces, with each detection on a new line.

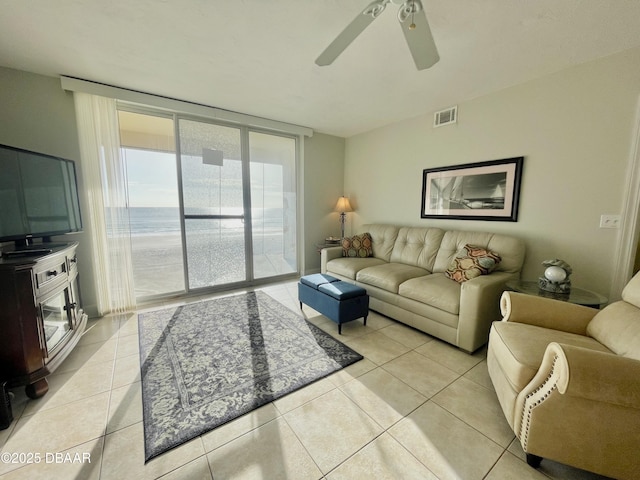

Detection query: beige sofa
xmin=487 ymin=274 xmax=640 ymax=479
xmin=321 ymin=224 xmax=525 ymax=353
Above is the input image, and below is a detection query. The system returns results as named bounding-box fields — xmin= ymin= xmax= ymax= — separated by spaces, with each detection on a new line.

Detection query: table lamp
xmin=335 ymin=196 xmax=353 ymax=239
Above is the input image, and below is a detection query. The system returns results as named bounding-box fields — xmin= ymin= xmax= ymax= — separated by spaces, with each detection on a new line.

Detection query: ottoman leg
xmin=364 ymin=315 xmax=367 ymax=326
xmin=338 ymin=323 xmax=342 ymax=335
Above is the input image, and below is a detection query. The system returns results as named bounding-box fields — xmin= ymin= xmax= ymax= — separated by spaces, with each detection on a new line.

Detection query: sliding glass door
xmin=178 ymin=119 xmax=247 ymax=288
xmin=118 ymin=108 xmax=298 ymax=299
xmin=118 ymin=110 xmax=185 ymax=298
xmin=249 ymin=132 xmax=297 ymax=279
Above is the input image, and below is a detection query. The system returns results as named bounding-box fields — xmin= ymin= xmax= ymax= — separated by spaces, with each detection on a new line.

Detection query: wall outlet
xmin=599 ymin=214 xmax=621 ymax=229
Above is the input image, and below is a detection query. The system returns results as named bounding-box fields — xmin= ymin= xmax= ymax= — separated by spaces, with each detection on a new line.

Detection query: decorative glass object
xmin=538 ymin=259 xmax=572 ymax=294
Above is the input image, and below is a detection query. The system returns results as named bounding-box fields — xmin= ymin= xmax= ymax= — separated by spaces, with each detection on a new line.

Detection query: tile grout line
xmin=97 ymin=321 xmax=122 ymax=480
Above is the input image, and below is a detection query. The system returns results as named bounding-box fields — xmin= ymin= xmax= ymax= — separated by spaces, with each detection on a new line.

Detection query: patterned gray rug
xmin=138 ymin=290 xmax=363 ymax=462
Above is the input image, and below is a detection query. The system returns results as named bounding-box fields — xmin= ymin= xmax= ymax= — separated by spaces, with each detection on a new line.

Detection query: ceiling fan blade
xmin=316 ymin=0 xmax=388 ymax=66
xmin=398 ymin=0 xmax=439 ymax=70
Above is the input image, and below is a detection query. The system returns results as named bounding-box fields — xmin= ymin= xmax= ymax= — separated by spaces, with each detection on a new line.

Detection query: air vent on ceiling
xmin=434 ymin=106 xmax=457 ymax=128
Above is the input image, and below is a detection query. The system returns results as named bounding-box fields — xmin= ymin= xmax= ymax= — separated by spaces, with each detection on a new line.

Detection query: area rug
xmin=138 ymin=290 xmax=363 ymax=462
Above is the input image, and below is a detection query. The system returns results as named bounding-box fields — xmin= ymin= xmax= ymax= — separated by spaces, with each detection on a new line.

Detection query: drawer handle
xmin=46 ymin=270 xmax=58 ymax=277
xmin=70 ymin=257 xmax=78 ymax=264
xmin=64 ymin=302 xmax=77 ymax=311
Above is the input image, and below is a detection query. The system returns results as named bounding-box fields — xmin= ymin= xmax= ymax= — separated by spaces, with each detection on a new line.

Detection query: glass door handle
xmin=184 ymin=214 xmax=245 ymax=220
xmin=64 ymin=302 xmax=77 ymax=311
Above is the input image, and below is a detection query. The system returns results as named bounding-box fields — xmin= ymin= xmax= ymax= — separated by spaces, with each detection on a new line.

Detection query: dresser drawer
xmin=35 ymin=259 xmax=68 ymax=296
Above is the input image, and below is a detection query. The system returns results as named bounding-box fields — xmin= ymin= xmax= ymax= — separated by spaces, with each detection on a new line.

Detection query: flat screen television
xmin=0 ymin=143 xmax=83 ymax=252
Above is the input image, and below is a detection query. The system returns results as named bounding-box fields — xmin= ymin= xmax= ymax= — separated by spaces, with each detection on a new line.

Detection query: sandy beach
xmin=130 ymin=230 xmax=295 ymax=298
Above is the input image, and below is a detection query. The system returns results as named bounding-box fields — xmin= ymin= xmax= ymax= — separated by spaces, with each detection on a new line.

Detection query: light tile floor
xmin=0 ymin=281 xmax=613 ymax=479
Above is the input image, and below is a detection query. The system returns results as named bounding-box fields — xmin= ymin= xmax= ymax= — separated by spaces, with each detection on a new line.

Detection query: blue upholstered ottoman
xmin=298 ymin=274 xmax=369 ymax=334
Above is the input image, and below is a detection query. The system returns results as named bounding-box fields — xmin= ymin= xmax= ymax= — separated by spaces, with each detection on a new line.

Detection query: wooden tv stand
xmin=0 ymin=242 xmax=87 ymax=398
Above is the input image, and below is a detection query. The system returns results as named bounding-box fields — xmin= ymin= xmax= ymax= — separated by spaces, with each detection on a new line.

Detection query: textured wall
xmin=344 ymin=47 xmax=640 ymax=299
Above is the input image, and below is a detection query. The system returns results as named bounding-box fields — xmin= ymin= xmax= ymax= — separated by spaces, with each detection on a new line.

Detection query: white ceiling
xmin=1 ymin=1 xmax=640 ymax=137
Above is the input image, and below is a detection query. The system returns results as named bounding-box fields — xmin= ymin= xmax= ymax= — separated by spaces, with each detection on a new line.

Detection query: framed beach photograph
xmin=421 ymin=157 xmax=524 ymax=221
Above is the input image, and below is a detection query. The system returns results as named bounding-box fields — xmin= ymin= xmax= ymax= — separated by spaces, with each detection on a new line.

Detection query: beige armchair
xmin=487 ymin=273 xmax=640 ymax=480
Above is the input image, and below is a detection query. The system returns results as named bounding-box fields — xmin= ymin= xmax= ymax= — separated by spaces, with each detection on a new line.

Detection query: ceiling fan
xmin=315 ymin=0 xmax=439 ymax=70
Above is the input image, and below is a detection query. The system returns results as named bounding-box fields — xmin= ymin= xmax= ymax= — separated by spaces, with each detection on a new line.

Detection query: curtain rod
xmin=60 ymin=76 xmax=314 ymax=137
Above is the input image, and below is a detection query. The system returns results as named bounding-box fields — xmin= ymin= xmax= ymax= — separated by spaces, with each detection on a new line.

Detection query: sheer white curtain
xmin=74 ymin=93 xmax=136 ymax=315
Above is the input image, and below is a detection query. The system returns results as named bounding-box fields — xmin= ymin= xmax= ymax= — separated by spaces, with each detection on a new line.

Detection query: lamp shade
xmin=335 ymin=196 xmax=353 ymax=213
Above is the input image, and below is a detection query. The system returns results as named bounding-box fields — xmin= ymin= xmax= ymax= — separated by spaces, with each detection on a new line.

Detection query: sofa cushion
xmin=587 ymin=301 xmax=640 ymax=360
xmin=342 ymin=232 xmax=373 ymax=257
xmin=433 ymin=230 xmax=525 ymax=274
xmin=326 ymin=257 xmax=386 ymax=280
xmin=356 ymin=263 xmax=429 ymax=293
xmin=362 ymin=224 xmax=399 ymax=262
xmin=399 ymin=273 xmax=461 ymax=315
xmin=389 ymin=227 xmax=445 ymax=271
xmin=490 ymin=321 xmax=611 ymax=392
xmin=445 ymin=244 xmax=501 ymax=283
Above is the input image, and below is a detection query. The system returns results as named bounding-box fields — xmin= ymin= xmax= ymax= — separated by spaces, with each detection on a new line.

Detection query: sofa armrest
xmin=500 ymin=291 xmax=598 ymax=335
xmin=457 ymin=271 xmax=518 ymax=352
xmin=515 ymin=342 xmax=640 ymax=478
xmin=320 ymin=246 xmax=342 ymax=273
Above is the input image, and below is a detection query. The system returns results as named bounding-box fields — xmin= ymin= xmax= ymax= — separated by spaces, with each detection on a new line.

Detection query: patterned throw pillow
xmin=342 ymin=233 xmax=373 ymax=258
xmin=445 ymin=244 xmax=502 ymax=283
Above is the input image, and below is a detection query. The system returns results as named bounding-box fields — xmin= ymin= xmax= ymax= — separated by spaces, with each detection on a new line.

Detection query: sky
xmin=123 ymin=149 xmax=180 ymax=208
xmin=122 ymin=148 xmax=287 ymax=211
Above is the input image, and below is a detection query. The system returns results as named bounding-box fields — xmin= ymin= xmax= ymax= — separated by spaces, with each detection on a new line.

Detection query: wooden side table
xmin=505 ymin=280 xmax=608 ymax=309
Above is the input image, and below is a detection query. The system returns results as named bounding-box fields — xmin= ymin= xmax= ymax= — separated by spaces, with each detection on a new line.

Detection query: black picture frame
xmin=421 ymin=157 xmax=524 ymax=221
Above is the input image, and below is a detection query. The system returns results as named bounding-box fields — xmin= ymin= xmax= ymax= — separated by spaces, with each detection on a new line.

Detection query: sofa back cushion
xmin=389 ymin=227 xmax=445 ymax=270
xmin=587 ymin=301 xmax=640 ymax=360
xmin=362 ymin=224 xmax=399 ymax=262
xmin=433 ymin=230 xmax=525 ymax=274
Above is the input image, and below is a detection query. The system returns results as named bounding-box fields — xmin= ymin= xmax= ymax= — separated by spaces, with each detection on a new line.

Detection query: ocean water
xmin=125 ymin=207 xmax=284 ymax=235
xmin=128 ymin=207 xmax=181 ymax=235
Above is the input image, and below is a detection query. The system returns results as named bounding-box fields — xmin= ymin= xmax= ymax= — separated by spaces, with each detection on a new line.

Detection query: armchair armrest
xmin=500 ymin=291 xmax=598 ymax=336
xmin=515 ymin=342 xmax=640 ymax=478
xmin=547 ymin=342 xmax=640 ymax=407
xmin=320 ymin=246 xmax=342 ymax=273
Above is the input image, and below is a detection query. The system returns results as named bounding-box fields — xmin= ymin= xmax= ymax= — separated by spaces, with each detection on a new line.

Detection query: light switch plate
xmin=600 ymin=214 xmax=621 ymax=228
